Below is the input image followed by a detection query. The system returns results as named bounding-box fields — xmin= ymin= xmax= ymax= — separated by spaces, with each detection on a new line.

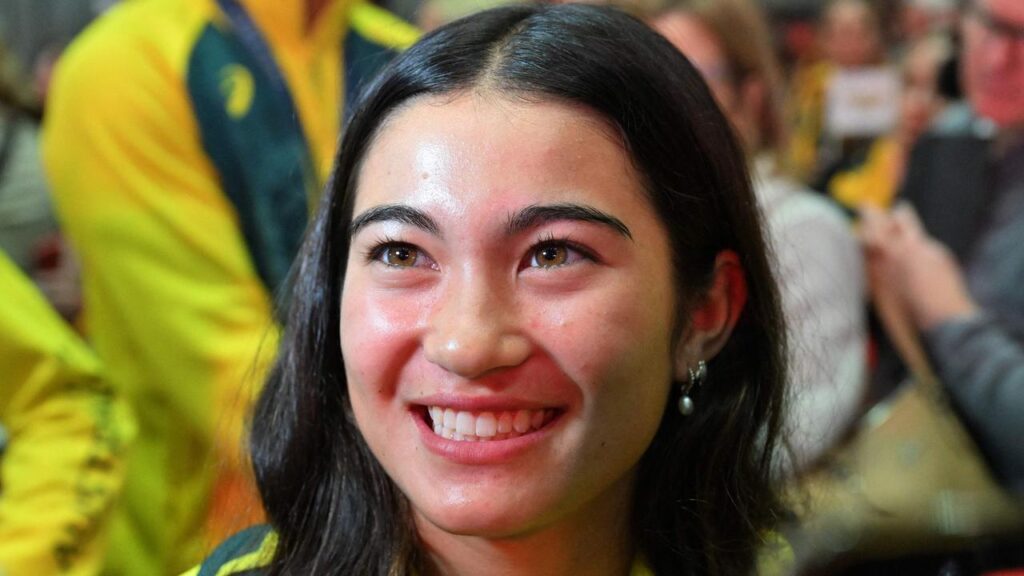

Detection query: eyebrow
xmin=349 ymin=204 xmax=441 ymax=237
xmin=507 ymin=203 xmax=633 ymax=240
xmin=348 ymin=202 xmax=632 ymax=240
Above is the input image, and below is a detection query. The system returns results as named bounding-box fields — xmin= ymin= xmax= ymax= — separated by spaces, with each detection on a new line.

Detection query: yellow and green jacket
xmin=179 ymin=526 xmax=659 ymax=576
xmin=0 ymin=249 xmax=134 ymax=576
xmin=41 ymin=0 xmax=417 ymax=573
xmin=180 ymin=525 xmax=793 ymax=576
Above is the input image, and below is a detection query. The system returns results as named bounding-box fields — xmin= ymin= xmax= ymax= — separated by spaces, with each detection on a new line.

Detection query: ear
xmin=673 ymin=250 xmax=749 ymax=380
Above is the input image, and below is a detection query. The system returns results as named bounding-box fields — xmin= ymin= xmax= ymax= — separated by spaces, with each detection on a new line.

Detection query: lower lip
xmin=412 ymin=409 xmax=564 ymax=465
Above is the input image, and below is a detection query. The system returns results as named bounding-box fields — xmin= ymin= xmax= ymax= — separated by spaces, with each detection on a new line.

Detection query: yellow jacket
xmin=827 ymin=136 xmax=901 ymax=211
xmin=41 ymin=0 xmax=417 ymax=573
xmin=784 ymin=61 xmax=832 ymax=185
xmin=0 ymin=250 xmax=134 ymax=576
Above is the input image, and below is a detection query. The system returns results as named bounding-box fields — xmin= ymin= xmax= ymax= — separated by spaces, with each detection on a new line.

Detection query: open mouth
xmin=419 ymin=406 xmax=560 ymax=442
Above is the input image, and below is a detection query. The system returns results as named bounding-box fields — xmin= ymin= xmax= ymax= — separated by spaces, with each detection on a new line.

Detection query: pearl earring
xmin=678 ymin=360 xmax=707 ymax=416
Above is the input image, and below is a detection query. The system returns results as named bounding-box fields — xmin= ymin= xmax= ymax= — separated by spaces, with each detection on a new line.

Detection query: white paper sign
xmin=825 ymin=66 xmax=901 ymax=138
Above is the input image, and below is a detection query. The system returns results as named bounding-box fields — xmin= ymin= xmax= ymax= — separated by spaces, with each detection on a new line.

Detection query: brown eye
xmin=384 ymin=245 xmax=419 ymax=267
xmin=532 ymin=245 xmax=568 ymax=268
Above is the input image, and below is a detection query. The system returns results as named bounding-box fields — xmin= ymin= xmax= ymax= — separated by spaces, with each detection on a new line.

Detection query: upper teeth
xmin=427 ymin=407 xmax=552 ymax=441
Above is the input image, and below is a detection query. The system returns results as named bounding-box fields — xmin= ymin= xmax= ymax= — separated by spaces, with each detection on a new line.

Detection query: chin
xmin=413 ymin=492 xmax=557 ymax=540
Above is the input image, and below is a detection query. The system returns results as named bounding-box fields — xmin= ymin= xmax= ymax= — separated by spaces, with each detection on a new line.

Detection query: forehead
xmin=979 ymin=0 xmax=1024 ymax=23
xmin=654 ymin=12 xmax=726 ymax=67
xmin=353 ymin=92 xmax=651 ymax=219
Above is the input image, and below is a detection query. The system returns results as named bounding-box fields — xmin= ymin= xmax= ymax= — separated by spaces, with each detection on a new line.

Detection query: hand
xmin=858 ymin=204 xmax=979 ymax=331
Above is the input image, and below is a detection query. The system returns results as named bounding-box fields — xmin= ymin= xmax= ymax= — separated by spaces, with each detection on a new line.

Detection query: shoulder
xmin=44 ymin=0 xmax=212 ymax=141
xmin=757 ymin=172 xmax=850 ymax=235
xmin=42 ymin=0 xmax=214 ymax=188
xmin=759 ymin=178 xmax=862 ymax=283
xmin=54 ymin=0 xmax=212 ymax=84
xmin=184 ymin=525 xmax=277 ymax=576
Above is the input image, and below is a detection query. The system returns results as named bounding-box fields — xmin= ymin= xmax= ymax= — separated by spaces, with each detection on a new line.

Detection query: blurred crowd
xmin=0 ymin=0 xmax=1021 ymax=574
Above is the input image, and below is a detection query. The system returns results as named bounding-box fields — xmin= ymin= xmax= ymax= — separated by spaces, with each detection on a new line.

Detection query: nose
xmin=423 ymin=274 xmax=531 ymax=379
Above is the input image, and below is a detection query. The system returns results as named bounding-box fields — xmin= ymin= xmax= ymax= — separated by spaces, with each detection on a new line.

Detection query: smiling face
xmin=339 ymin=93 xmax=684 ymax=542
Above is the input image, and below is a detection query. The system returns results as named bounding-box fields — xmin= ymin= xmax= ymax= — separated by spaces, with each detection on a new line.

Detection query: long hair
xmin=250 ymin=5 xmax=787 ymax=575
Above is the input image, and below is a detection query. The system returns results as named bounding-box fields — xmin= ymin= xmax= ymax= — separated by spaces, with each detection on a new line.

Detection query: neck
xmin=416 ymin=477 xmax=635 ymax=576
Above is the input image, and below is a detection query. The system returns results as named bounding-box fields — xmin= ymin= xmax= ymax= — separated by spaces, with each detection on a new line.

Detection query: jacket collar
xmin=234 ymin=0 xmax=352 ymax=50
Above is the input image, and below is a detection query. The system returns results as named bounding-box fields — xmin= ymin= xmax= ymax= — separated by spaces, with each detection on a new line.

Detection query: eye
xmin=526 ymin=240 xmax=594 ymax=269
xmin=532 ymin=245 xmax=568 ymax=268
xmin=368 ymin=241 xmax=433 ymax=269
xmin=384 ymin=245 xmax=419 ymax=267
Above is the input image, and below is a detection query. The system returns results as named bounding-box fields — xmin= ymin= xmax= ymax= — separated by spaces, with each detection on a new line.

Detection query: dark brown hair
xmin=251 ymin=4 xmax=787 ymax=575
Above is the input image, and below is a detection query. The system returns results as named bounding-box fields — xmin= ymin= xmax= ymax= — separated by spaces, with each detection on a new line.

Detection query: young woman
xmin=189 ymin=4 xmax=788 ymax=575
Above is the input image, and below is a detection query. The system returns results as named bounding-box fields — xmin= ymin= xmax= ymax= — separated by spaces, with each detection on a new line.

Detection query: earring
xmin=678 ymin=360 xmax=707 ymax=416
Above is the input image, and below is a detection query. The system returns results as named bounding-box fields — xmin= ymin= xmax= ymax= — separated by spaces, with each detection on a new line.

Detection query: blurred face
xmin=654 ymin=12 xmax=738 ymax=116
xmin=822 ymin=0 xmax=881 ymax=68
xmin=340 ymin=93 xmax=681 ymax=541
xmin=654 ymin=12 xmax=759 ymax=150
xmin=900 ymin=40 xmax=946 ymax=144
xmin=900 ymin=4 xmax=932 ymax=42
xmin=962 ymin=0 xmax=1024 ymax=127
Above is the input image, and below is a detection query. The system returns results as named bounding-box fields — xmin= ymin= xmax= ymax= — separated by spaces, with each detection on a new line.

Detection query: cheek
xmin=340 ymin=279 xmax=431 ymax=401
xmin=531 ymin=276 xmax=677 ymax=416
xmin=538 ymin=283 xmax=676 ymax=492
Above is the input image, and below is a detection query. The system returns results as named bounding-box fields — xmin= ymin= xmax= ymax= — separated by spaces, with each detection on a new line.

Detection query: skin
xmin=652 ymin=12 xmax=763 ymax=153
xmin=821 ymin=0 xmax=883 ymax=69
xmin=962 ymin=0 xmax=1024 ymax=128
xmin=887 ymin=37 xmax=949 ymax=188
xmin=899 ymin=38 xmax=947 ymax=148
xmin=339 ymin=92 xmax=743 ymax=575
xmin=859 ymin=205 xmax=977 ymax=331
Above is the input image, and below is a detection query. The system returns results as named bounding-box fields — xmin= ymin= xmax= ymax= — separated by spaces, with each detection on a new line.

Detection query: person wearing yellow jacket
xmin=41 ymin=0 xmax=418 ymax=573
xmin=0 ymin=249 xmax=134 ymax=576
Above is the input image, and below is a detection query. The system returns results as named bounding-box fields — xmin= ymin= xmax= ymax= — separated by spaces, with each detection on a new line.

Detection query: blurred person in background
xmin=0 ymin=42 xmax=80 ymax=320
xmin=828 ymin=33 xmax=954 ymax=212
xmin=856 ymin=0 xmax=1024 ymax=571
xmin=786 ymin=0 xmax=888 ymax=187
xmin=0 ymin=44 xmax=54 ymax=273
xmin=0 ymin=247 xmax=134 ymax=576
xmin=823 ymin=0 xmax=886 ymax=68
xmin=864 ymin=0 xmax=1024 ymax=492
xmin=653 ymin=0 xmax=867 ymax=471
xmin=898 ymin=0 xmax=960 ymax=48
xmin=41 ymin=0 xmax=417 ymax=573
